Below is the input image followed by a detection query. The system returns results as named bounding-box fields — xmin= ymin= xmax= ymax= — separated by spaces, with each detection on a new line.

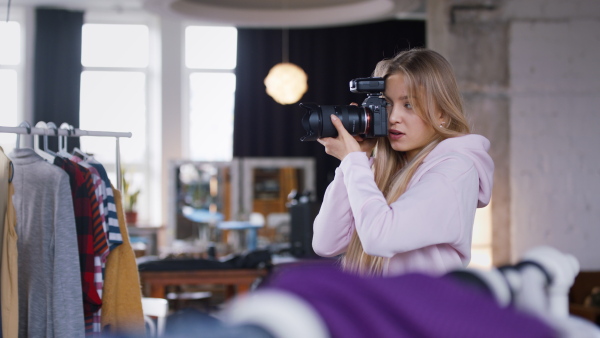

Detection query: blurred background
xmin=1 ymin=0 xmax=599 ymax=272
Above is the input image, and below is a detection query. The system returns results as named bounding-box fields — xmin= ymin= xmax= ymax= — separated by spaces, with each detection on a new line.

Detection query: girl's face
xmin=384 ymin=73 xmax=438 ymax=161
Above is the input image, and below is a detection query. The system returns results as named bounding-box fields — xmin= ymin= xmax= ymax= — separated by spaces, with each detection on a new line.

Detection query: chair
xmin=142 ymin=297 xmax=169 ymax=337
xmin=569 ymin=271 xmax=600 ymax=325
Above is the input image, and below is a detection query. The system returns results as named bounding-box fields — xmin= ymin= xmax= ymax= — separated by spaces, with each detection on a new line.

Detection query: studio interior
xmin=0 ymin=0 xmax=599 ymax=337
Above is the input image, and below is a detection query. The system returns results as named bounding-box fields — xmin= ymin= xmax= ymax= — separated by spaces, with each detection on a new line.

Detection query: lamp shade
xmin=264 ymin=62 xmax=308 ymax=105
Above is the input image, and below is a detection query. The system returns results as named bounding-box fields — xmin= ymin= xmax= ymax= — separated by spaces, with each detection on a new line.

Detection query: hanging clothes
xmin=70 ymin=157 xmax=109 ymax=259
xmin=88 ymin=159 xmax=122 ymax=251
xmin=0 ymin=146 xmax=9 ymax=263
xmin=101 ymin=187 xmax=145 ymax=336
xmin=72 ymin=156 xmax=122 ymax=251
xmin=0 ymin=147 xmax=18 ymax=338
xmin=1 ymin=182 xmax=17 ymax=338
xmin=9 ymin=148 xmax=84 ymax=338
xmin=0 ymin=124 xmax=134 ymax=337
xmin=53 ymin=156 xmax=106 ymax=335
xmin=68 ymin=156 xmax=109 ymax=334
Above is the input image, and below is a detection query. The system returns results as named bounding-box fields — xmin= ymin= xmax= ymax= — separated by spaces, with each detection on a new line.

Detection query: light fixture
xmin=264 ymin=28 xmax=308 ymax=105
xmin=264 ymin=62 xmax=308 ymax=105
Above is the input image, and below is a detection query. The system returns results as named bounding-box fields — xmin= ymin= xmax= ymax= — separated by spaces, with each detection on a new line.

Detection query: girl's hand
xmin=318 ymin=114 xmax=371 ymax=161
xmin=348 ymin=102 xmax=377 ymax=156
xmin=353 ymin=134 xmax=378 ymax=157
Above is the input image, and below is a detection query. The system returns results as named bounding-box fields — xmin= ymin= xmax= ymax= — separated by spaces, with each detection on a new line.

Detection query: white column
xmin=160 ymin=17 xmax=184 ymax=250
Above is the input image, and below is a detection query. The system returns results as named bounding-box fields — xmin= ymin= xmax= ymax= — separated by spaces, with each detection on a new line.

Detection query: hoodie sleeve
xmin=312 ymin=167 xmax=356 ymax=257
xmin=339 ymin=151 xmax=480 ymax=258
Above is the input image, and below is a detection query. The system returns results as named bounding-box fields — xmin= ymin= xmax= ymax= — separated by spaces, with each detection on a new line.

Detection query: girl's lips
xmin=389 ymin=129 xmax=405 ymax=140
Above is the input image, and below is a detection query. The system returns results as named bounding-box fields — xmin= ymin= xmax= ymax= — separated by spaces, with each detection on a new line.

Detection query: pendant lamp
xmin=264 ymin=28 xmax=308 ymax=105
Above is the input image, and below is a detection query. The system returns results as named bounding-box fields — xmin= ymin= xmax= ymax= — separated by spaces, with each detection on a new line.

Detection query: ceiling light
xmin=264 ymin=62 xmax=308 ymax=105
xmin=264 ymin=27 xmax=308 ymax=105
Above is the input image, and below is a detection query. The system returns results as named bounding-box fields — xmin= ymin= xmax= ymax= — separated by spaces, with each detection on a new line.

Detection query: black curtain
xmin=33 ymin=8 xmax=83 ymax=152
xmin=233 ymin=20 xmax=426 ymax=201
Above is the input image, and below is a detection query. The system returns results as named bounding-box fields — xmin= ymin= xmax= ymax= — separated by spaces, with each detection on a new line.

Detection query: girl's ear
xmin=437 ymin=108 xmax=445 ymax=120
xmin=436 ymin=111 xmax=446 ymax=126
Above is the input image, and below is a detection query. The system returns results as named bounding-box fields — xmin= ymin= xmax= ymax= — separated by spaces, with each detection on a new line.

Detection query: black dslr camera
xmin=299 ymin=77 xmax=388 ymax=141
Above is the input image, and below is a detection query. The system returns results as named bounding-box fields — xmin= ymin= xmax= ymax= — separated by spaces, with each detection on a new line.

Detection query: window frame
xmin=182 ymin=24 xmax=238 ymax=161
xmin=80 ymin=11 xmax=162 ymax=226
xmin=0 ymin=8 xmax=27 ymax=124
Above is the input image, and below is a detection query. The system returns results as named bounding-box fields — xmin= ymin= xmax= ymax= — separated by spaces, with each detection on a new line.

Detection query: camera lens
xmin=299 ymin=103 xmax=368 ymax=141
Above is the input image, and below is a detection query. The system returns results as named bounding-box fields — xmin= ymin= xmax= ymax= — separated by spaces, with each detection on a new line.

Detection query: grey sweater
xmin=9 ymin=148 xmax=84 ymax=338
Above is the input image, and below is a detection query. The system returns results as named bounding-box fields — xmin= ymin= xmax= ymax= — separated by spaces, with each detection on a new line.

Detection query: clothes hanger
xmin=62 ymin=124 xmax=93 ymax=161
xmin=58 ymin=122 xmax=72 ymax=157
xmin=15 ymin=121 xmax=31 ymax=149
xmin=45 ymin=122 xmax=60 ymax=155
xmin=33 ymin=121 xmax=56 ymax=163
xmin=10 ymin=121 xmax=32 ymax=183
xmin=72 ymin=146 xmax=89 ymax=161
xmin=67 ymin=125 xmax=90 ymax=161
xmin=71 ymin=134 xmax=91 ymax=161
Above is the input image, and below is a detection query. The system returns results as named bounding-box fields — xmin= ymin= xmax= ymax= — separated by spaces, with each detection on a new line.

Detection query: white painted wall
xmin=428 ymin=0 xmax=600 ymax=269
xmin=508 ymin=2 xmax=600 ymax=269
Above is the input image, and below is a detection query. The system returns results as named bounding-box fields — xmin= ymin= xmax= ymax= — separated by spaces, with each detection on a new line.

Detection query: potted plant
xmin=122 ymin=168 xmax=141 ymax=225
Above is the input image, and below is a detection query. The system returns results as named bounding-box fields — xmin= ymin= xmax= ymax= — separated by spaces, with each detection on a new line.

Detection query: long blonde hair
xmin=341 ymin=48 xmax=471 ymax=276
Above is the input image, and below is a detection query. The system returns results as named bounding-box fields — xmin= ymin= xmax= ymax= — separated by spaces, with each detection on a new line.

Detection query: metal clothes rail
xmin=0 ymin=123 xmax=132 ymax=190
xmin=0 ymin=125 xmax=132 ymax=138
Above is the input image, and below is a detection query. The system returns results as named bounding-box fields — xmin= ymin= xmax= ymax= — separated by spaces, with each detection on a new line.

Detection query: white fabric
xmin=224 ymin=290 xmax=329 ymax=338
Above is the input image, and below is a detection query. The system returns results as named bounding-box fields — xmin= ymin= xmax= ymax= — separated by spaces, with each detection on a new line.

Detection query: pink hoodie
xmin=312 ymin=134 xmax=494 ymax=276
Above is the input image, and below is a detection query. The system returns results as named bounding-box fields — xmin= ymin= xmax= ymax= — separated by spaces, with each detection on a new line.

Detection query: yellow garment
xmin=1 ymin=166 xmax=18 ymax=338
xmin=0 ymin=147 xmax=8 ymax=266
xmin=101 ymin=187 xmax=145 ymax=336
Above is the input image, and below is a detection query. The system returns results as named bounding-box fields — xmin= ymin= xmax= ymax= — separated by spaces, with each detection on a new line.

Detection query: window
xmin=80 ymin=21 xmax=156 ymax=224
xmin=185 ymin=26 xmax=237 ymax=161
xmin=0 ymin=20 xmax=22 ymax=151
xmin=469 ymin=202 xmax=493 ymax=269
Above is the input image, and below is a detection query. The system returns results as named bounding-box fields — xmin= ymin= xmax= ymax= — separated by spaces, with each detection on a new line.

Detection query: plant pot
xmin=125 ymin=211 xmax=138 ymax=225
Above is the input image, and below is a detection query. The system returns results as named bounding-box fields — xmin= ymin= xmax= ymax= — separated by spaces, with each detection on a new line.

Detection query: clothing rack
xmin=0 ymin=124 xmax=132 ymax=191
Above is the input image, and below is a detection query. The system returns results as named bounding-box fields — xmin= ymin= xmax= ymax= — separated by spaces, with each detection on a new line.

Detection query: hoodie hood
xmin=424 ymin=134 xmax=494 ymax=207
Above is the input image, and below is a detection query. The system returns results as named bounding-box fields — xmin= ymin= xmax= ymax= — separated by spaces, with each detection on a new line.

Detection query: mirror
xmin=241 ymin=157 xmax=316 ymax=245
xmin=168 ymin=160 xmax=239 ymax=246
xmin=166 ymin=157 xmax=316 ymax=254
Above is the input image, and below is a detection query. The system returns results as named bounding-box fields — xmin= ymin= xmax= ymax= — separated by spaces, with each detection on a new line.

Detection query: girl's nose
xmin=388 ymin=107 xmax=402 ymax=124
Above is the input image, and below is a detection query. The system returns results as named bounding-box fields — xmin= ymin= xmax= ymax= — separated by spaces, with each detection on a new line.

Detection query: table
xmin=139 ymin=268 xmax=270 ymax=300
xmin=217 ymin=221 xmax=263 ymax=251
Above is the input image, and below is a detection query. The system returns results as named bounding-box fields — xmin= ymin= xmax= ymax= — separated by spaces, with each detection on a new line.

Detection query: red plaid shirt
xmin=54 ymin=157 xmax=108 ymax=334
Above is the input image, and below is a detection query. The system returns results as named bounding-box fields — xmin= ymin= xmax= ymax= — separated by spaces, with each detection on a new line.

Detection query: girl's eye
xmin=404 ymin=103 xmax=413 ymax=109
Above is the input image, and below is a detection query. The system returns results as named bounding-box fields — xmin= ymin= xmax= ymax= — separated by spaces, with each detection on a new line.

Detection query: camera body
xmin=299 ymin=77 xmax=388 ymax=141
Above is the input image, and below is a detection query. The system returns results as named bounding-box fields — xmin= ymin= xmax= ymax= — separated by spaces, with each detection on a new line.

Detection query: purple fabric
xmin=262 ymin=263 xmax=556 ymax=338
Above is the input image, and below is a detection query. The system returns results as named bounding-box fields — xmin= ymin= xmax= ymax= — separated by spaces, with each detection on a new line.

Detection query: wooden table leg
xmin=225 ymin=284 xmax=236 ymax=300
xmin=236 ymin=283 xmax=250 ymax=295
xmin=150 ymin=283 xmax=166 ymax=298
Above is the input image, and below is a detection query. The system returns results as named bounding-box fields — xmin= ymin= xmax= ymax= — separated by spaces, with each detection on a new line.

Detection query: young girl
xmin=313 ymin=48 xmax=494 ymax=276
